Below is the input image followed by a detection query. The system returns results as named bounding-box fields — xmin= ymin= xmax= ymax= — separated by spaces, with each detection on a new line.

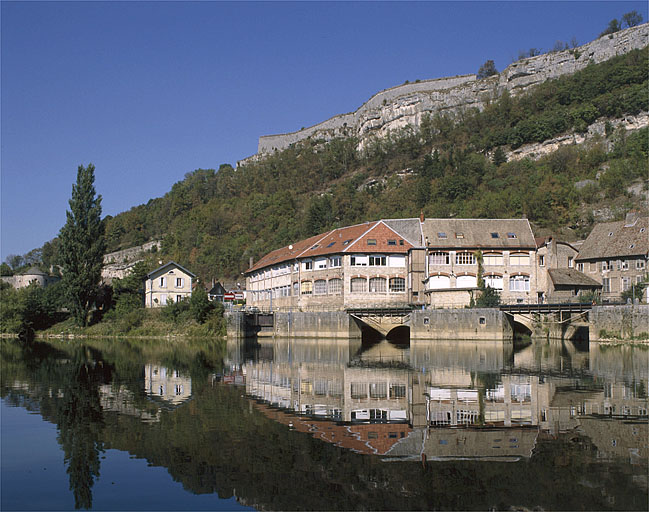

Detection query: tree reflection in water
xmin=56 ymin=345 xmax=112 ymax=509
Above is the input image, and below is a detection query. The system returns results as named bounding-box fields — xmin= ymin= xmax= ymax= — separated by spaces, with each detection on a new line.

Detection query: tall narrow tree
xmin=59 ymin=164 xmax=106 ymax=326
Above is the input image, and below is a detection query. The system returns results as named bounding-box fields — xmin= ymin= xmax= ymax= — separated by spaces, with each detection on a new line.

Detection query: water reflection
xmin=235 ymin=337 xmax=648 ymax=462
xmin=1 ymin=337 xmax=647 ymax=511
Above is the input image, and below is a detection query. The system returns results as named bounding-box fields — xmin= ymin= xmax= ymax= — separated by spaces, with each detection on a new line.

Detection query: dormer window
xmin=343 ymin=239 xmax=353 ymax=246
xmin=367 ymin=239 xmax=377 ymax=246
xmin=455 ymin=233 xmax=464 ymax=239
xmin=326 ymin=241 xmax=336 ymax=248
xmin=641 ymin=228 xmax=646 ymax=233
xmin=608 ymin=232 xmax=614 ymax=236
xmin=387 ymin=239 xmax=397 ymax=246
xmin=507 ymin=233 xmax=517 ymax=239
xmin=438 ymin=232 xmax=447 ymax=239
xmin=491 ymin=232 xmax=499 ymax=238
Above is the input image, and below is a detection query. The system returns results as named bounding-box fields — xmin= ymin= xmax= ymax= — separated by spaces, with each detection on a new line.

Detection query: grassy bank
xmin=39 ymin=307 xmax=226 ymax=339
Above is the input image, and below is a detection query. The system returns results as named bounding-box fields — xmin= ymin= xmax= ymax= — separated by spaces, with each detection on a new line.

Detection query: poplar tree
xmin=59 ymin=164 xmax=106 ymax=326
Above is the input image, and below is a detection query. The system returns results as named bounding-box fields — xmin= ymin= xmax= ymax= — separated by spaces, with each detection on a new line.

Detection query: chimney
xmin=624 ymin=211 xmax=639 ymax=227
xmin=420 ymin=210 xmax=425 ymax=223
xmin=249 ymin=256 xmax=254 ymax=269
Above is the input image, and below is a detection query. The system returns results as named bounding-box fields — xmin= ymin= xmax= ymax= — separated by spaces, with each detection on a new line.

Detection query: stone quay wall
xmin=590 ymin=305 xmax=649 ymax=341
xmin=409 ymin=309 xmax=513 ymax=341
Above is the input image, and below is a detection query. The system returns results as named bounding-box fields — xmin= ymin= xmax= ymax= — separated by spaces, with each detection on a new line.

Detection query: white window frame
xmin=314 ymin=279 xmax=327 ymax=295
xmin=329 ymin=256 xmax=342 ymax=268
xmin=369 ymin=277 xmax=386 ymax=293
xmin=328 ymin=278 xmax=342 ymax=295
xmin=509 ymin=275 xmax=530 ymax=292
xmin=483 ymin=253 xmax=503 ymax=266
xmin=430 ymin=252 xmax=449 ymax=265
xmin=350 ymin=277 xmax=367 ymax=293
xmin=455 ymin=252 xmax=476 ymax=265
xmin=389 ymin=277 xmax=405 ymax=293
xmin=510 ymin=252 xmax=530 ymax=266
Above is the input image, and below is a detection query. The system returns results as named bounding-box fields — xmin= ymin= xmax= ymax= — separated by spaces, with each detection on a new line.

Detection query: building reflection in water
xmin=144 ymin=364 xmax=192 ymax=406
xmin=232 ymin=337 xmax=648 ymax=462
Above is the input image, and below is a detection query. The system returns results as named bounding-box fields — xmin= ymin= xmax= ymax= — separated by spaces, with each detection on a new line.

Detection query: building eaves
xmin=147 ymin=261 xmax=196 ymax=279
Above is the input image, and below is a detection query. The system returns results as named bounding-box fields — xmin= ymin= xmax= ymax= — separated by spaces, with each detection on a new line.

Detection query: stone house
xmin=575 ymin=213 xmax=648 ymax=302
xmin=418 ymin=219 xmax=538 ymax=307
xmin=246 ymin=220 xmax=420 ymax=311
xmin=144 ymin=261 xmax=195 ymax=308
xmin=535 ymin=237 xmax=601 ymax=302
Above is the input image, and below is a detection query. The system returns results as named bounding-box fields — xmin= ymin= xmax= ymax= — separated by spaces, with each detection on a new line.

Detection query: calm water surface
xmin=1 ymin=336 xmax=647 ymax=511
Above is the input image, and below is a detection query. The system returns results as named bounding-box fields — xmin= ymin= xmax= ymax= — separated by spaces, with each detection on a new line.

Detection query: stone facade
xmin=238 ymin=24 xmax=648 ymax=164
xmin=145 ymin=261 xmax=195 ymax=308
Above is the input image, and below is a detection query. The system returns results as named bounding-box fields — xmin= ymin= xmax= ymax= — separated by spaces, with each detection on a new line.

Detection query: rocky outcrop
xmin=239 ymin=24 xmax=647 ymax=166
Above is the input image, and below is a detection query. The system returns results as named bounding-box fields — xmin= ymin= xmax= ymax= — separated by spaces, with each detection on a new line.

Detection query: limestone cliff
xmin=239 ymin=24 xmax=648 ymax=166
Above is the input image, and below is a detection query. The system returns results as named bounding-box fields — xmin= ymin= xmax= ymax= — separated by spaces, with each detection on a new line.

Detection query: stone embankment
xmin=238 ymin=24 xmax=648 ymax=166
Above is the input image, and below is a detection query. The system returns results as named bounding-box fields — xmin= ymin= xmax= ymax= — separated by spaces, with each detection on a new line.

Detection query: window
xmin=603 ymin=278 xmax=611 ymax=293
xmin=483 ymin=253 xmax=503 ymax=266
xmin=577 ymin=263 xmax=584 ymax=272
xmin=350 ymin=278 xmax=367 ymax=293
xmin=430 ymin=252 xmax=450 ymax=265
xmin=637 ymin=260 xmax=646 ymax=270
xmin=367 ymin=239 xmax=377 ymax=246
xmin=622 ymin=277 xmax=631 ymax=291
xmin=456 ymin=252 xmax=476 ymax=265
xmin=456 ymin=275 xmax=477 ymax=288
xmin=369 ymin=409 xmax=387 ymax=421
xmin=510 ymin=252 xmax=530 ymax=266
xmin=326 ymin=241 xmax=336 ymax=248
xmin=328 ymin=278 xmax=342 ymax=294
xmin=369 ymin=382 xmax=387 ymax=399
xmin=389 ymin=277 xmax=406 ymax=293
xmin=350 ymin=255 xmax=368 ymax=266
xmin=509 ymin=275 xmax=530 ymax=292
xmin=507 ymin=232 xmax=517 ymax=239
xmin=302 ymin=260 xmax=313 ymax=271
xmin=388 ymin=255 xmax=406 ymax=267
xmin=387 ymin=239 xmax=397 ymax=246
xmin=329 ymin=256 xmax=341 ymax=267
xmin=160 ymin=294 xmax=167 ymax=305
xmin=539 ymin=255 xmax=545 ymax=267
xmin=351 ymin=382 xmax=367 ymax=399
xmin=314 ymin=280 xmax=327 ymax=295
xmin=621 ymin=260 xmax=629 ymax=270
xmin=484 ymin=275 xmax=503 ymax=290
xmin=343 ymin=239 xmax=353 ymax=246
xmin=491 ymin=232 xmax=499 ymax=238
xmin=315 ymin=258 xmax=327 ymax=269
xmin=568 ymin=257 xmax=574 ymax=268
xmin=159 ymin=277 xmax=167 ymax=288
xmin=176 ymin=295 xmax=182 ymax=302
xmin=455 ymin=232 xmax=464 ymax=239
xmin=369 ymin=255 xmax=386 ymax=266
xmin=437 ymin=232 xmax=447 ymax=239
xmin=390 ymin=384 xmax=406 ymax=399
xmin=428 ymin=275 xmax=450 ymax=289
xmin=301 ymin=281 xmax=313 ymax=295
xmin=175 ymin=277 xmax=184 ymax=288
xmin=293 ymin=282 xmax=299 ymax=295
xmin=369 ymin=277 xmax=386 ymax=293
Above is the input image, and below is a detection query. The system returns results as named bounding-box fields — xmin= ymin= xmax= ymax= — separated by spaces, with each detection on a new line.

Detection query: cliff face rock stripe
xmin=242 ymin=24 xmax=648 ymax=163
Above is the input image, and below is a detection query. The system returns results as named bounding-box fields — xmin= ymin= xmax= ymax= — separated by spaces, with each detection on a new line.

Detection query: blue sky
xmin=2 ymin=1 xmax=647 ymax=262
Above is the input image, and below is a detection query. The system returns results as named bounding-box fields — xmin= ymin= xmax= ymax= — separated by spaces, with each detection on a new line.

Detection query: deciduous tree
xmin=58 ymin=164 xmax=106 ymax=326
xmin=477 ymin=60 xmax=498 ymax=79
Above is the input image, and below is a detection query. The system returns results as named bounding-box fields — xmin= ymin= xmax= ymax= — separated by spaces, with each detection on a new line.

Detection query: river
xmin=1 ymin=336 xmax=647 ymax=510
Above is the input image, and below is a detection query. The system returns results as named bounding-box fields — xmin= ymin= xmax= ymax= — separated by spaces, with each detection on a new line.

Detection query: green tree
xmin=189 ymin=286 xmax=215 ymax=324
xmin=622 ymin=10 xmax=643 ymax=28
xmin=58 ymin=164 xmax=106 ymax=326
xmin=600 ymin=18 xmax=621 ymax=37
xmin=0 ymin=262 xmax=13 ymax=276
xmin=476 ymin=60 xmax=498 ymax=79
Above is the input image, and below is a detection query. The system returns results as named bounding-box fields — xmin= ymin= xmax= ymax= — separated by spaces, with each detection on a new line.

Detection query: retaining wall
xmin=410 ymin=309 xmax=513 ymax=341
xmin=589 ymin=305 xmax=649 ymax=341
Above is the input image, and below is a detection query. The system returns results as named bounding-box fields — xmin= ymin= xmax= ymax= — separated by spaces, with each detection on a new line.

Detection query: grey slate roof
xmin=576 ymin=216 xmax=648 ymax=261
xmin=548 ymin=268 xmax=602 ymax=288
xmin=382 ymin=218 xmax=423 ymax=247
xmin=147 ymin=261 xmax=196 ymax=279
xmin=21 ymin=266 xmax=47 ymax=276
xmin=421 ymin=219 xmax=536 ymax=249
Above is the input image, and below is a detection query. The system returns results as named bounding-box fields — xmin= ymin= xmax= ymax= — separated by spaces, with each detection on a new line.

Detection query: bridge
xmin=346 ymin=307 xmax=413 ymax=339
xmin=499 ymin=302 xmax=593 ymax=340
